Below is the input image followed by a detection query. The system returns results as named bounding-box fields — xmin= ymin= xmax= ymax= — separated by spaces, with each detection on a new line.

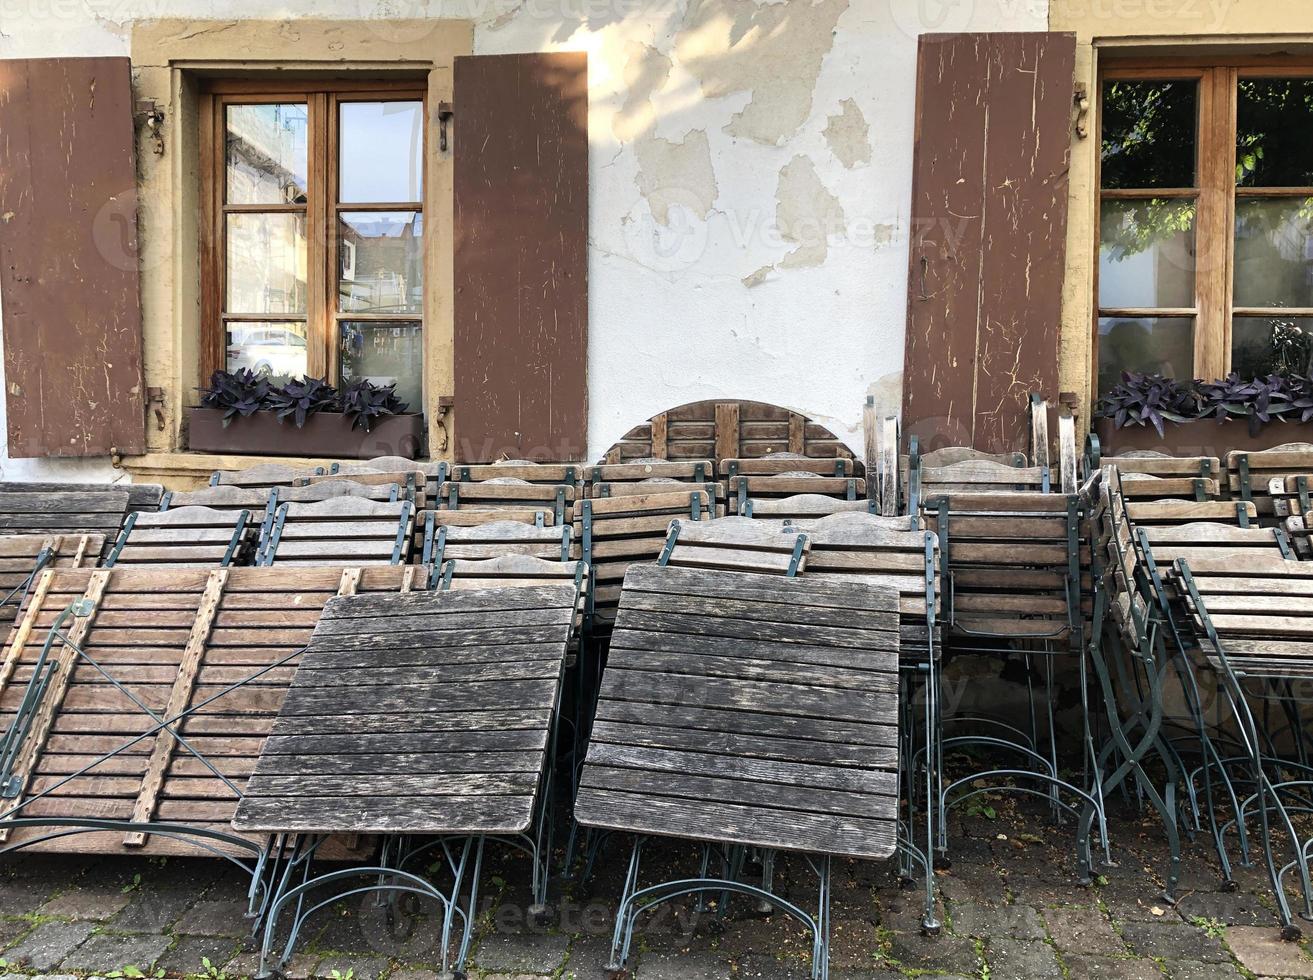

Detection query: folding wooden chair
xmin=657 ymin=516 xmax=809 ymax=576
xmin=740 ymin=493 xmax=871 ymax=521
xmin=788 ymin=511 xmax=942 ymax=930
xmin=1158 ymin=544 xmax=1313 ymax=939
xmin=210 ymin=462 xmax=325 ymax=489
xmin=440 ymin=477 xmax=578 ymax=527
xmin=0 ymin=565 xmax=411 ymax=868
xmin=1266 ymin=474 xmax=1313 ymax=520
xmin=1111 ymin=466 xmax=1254 ymax=528
xmin=424 ymin=519 xmax=573 ymax=570
xmin=0 ymin=534 xmax=103 ymax=626
xmin=576 ymin=565 xmax=900 ymax=980
xmin=448 ymin=461 xmax=584 ymax=487
xmin=585 ymin=458 xmax=713 ymax=489
xmin=722 ymin=453 xmax=862 ymax=512
xmin=235 ymin=583 xmax=582 ymax=977
xmin=578 ymin=484 xmax=720 ymax=631
xmin=258 ymin=498 xmax=415 ymax=567
xmin=897 ymin=439 xmax=1028 ymax=517
xmin=1116 ymin=467 xmax=1225 ymax=504
xmin=1228 ymin=443 xmax=1313 ymax=520
xmin=437 ymin=554 xmax=588 ymax=592
xmin=106 ymin=507 xmax=253 ymax=568
xmin=0 ymin=485 xmax=139 ymax=564
xmin=907 ymin=458 xmax=1049 ymax=514
xmin=1284 ymin=509 xmax=1313 ymax=558
xmin=919 ymin=488 xmax=1102 ymax=875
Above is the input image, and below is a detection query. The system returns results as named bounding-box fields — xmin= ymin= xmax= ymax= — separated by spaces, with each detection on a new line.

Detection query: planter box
xmin=187 ymin=408 xmax=424 ymax=460
xmin=1093 ymin=416 xmax=1313 ymax=459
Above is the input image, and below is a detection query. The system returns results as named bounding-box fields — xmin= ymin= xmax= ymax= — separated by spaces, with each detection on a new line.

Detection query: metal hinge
xmin=136 ymin=100 xmax=166 ymax=155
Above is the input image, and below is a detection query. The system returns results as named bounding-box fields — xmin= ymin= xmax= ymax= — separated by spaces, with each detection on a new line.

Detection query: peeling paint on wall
xmin=613 ymin=40 xmax=671 ymax=143
xmin=676 ymin=0 xmax=848 ymax=146
xmin=776 ymin=155 xmax=844 ymax=269
xmin=824 ymin=98 xmax=871 ymax=168
xmin=634 ymin=129 xmax=719 ymax=225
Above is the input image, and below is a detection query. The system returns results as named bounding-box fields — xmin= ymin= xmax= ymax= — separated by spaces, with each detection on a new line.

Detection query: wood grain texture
xmin=902 ymin=33 xmax=1076 ymax=454
xmin=236 ymin=584 xmax=578 ymax=834
xmin=0 ymin=58 xmax=146 ymax=456
xmin=575 ymin=565 xmax=899 ymax=860
xmin=453 ymin=53 xmax=588 ymax=462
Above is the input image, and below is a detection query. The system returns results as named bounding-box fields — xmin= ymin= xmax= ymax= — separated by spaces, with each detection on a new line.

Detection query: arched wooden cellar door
xmin=601 ymin=399 xmax=856 ymax=469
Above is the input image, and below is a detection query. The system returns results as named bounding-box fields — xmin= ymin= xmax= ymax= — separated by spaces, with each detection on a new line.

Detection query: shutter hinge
xmin=438 ymin=101 xmax=454 ymax=153
xmin=135 ymin=100 xmax=166 ymax=156
xmin=1073 ymin=83 xmax=1090 ymax=140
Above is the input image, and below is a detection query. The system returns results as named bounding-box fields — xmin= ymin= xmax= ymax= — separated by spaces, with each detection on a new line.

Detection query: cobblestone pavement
xmin=0 ymin=800 xmax=1310 ymax=980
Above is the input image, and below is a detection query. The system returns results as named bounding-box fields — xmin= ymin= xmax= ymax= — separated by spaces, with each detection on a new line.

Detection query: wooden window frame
xmin=1093 ymin=59 xmax=1313 ymax=393
xmin=199 ymin=79 xmax=426 ymax=387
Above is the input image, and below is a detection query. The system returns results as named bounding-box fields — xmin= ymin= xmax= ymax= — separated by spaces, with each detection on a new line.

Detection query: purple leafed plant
xmin=339 ymin=379 xmax=410 ymax=432
xmin=1096 ymin=371 xmax=1313 ymax=437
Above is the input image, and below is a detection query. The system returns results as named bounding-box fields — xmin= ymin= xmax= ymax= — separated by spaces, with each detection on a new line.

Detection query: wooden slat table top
xmin=235 ymin=584 xmax=578 ymax=836
xmin=0 ymin=565 xmax=409 ymax=857
xmin=575 ymin=564 xmax=900 ymax=861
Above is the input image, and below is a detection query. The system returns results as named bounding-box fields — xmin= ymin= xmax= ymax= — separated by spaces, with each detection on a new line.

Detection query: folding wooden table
xmin=576 ymin=564 xmax=900 ymax=980
xmin=234 ymin=583 xmax=580 ymax=978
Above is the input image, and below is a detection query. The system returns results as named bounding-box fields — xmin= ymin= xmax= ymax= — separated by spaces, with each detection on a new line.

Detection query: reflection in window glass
xmin=1101 ymin=80 xmax=1198 ymax=189
xmin=1098 ymin=316 xmax=1194 ymax=394
xmin=340 ymin=320 xmax=423 ymax=410
xmin=226 ymin=320 xmax=308 ymax=384
xmin=226 ymin=104 xmax=309 ymax=206
xmin=1233 ymin=197 xmax=1313 ymax=309
xmin=1233 ymin=316 xmax=1313 ymax=378
xmin=1099 ymin=198 xmax=1196 ymax=308
xmin=226 ymin=213 xmax=309 ymax=315
xmin=338 ymin=212 xmax=423 ymax=314
xmin=1236 ymin=79 xmax=1313 ymax=187
xmin=339 ymin=101 xmax=424 ymax=203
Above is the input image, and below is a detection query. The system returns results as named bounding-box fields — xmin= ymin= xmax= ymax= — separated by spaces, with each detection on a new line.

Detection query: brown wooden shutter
xmin=453 ymin=52 xmax=588 ymax=463
xmin=901 ymin=33 xmax=1076 ymax=454
xmin=0 ymin=58 xmax=146 ymax=458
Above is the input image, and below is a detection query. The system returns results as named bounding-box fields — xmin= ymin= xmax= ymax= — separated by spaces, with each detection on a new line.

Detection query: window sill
xmin=115 ymin=451 xmax=343 ymax=490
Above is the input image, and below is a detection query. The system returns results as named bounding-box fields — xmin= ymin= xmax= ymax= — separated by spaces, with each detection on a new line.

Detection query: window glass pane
xmin=339 ymin=101 xmax=423 ymax=203
xmin=1101 ymin=80 xmax=1197 ymax=189
xmin=226 ymin=104 xmax=309 ymax=206
xmin=1233 ymin=316 xmax=1313 ymax=377
xmin=1233 ymin=197 xmax=1313 ymax=309
xmin=1099 ymin=198 xmax=1196 ymax=308
xmin=340 ymin=320 xmax=423 ymax=410
xmin=1236 ymin=78 xmax=1313 ymax=187
xmin=226 ymin=213 xmax=308 ymax=314
xmin=1098 ymin=316 xmax=1194 ymax=395
xmin=226 ymin=321 xmax=308 ymax=383
xmin=338 ymin=212 xmax=424 ymax=314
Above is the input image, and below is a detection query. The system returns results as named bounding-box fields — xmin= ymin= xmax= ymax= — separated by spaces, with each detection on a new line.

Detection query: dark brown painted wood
xmin=902 ymin=33 xmax=1076 ymax=455
xmin=0 ymin=58 xmax=146 ymax=457
xmin=453 ymin=53 xmax=588 ymax=463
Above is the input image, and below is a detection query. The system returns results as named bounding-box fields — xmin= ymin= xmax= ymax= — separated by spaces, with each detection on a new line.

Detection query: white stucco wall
xmin=0 ymin=0 xmax=1047 ymax=475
